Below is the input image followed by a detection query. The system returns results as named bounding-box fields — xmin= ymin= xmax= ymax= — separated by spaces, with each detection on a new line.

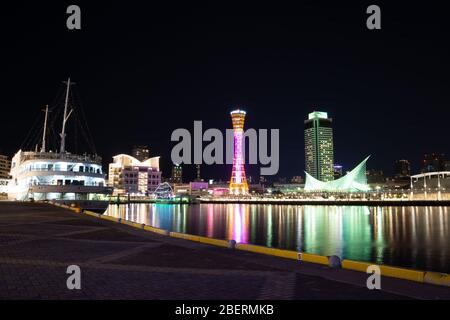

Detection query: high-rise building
xmin=131 ymin=145 xmax=150 ymax=162
xmin=229 ymin=109 xmax=249 ymax=195
xmin=304 ymin=111 xmax=334 ymax=182
xmin=171 ymin=164 xmax=183 ymax=183
xmin=366 ymin=169 xmax=385 ymax=184
xmin=195 ymin=164 xmax=202 ymax=181
xmin=108 ymin=154 xmax=161 ymax=195
xmin=0 ymin=154 xmax=11 ymax=179
xmin=393 ymin=159 xmax=411 ymax=178
xmin=421 ymin=153 xmax=446 ymax=173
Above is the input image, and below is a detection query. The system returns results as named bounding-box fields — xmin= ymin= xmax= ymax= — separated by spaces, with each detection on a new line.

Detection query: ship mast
xmin=40 ymin=105 xmax=49 ymax=153
xmin=60 ymin=78 xmax=73 ymax=154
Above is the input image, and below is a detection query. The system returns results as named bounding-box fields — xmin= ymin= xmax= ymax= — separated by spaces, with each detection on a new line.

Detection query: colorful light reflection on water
xmin=105 ymin=204 xmax=450 ymax=273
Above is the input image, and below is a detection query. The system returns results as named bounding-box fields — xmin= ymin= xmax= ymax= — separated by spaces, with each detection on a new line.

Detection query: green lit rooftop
xmin=308 ymin=111 xmax=328 ymax=120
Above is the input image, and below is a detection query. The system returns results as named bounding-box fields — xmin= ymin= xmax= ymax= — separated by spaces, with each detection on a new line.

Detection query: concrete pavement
xmin=0 ymin=202 xmax=449 ymax=300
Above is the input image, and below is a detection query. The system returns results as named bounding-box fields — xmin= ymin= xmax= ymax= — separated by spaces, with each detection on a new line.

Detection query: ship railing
xmin=21 ymin=152 xmax=102 ymax=164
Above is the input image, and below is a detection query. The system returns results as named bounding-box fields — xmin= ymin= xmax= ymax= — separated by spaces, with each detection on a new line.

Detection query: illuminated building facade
xmin=304 ymin=111 xmax=334 ymax=182
xmin=131 ymin=145 xmax=150 ymax=162
xmin=229 ymin=109 xmax=249 ymax=195
xmin=171 ymin=164 xmax=182 ymax=183
xmin=305 ymin=157 xmax=370 ymax=192
xmin=0 ymin=154 xmax=11 ymax=179
xmin=393 ymin=159 xmax=411 ymax=179
xmin=108 ymin=154 xmax=161 ymax=195
xmin=421 ymin=153 xmax=446 ymax=173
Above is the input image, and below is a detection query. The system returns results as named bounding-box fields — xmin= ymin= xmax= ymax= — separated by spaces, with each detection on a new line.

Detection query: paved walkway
xmin=0 ymin=202 xmax=449 ymax=300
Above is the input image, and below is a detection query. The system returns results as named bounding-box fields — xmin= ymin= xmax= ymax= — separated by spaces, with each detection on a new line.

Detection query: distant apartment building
xmin=291 ymin=176 xmax=303 ymax=184
xmin=304 ymin=111 xmax=334 ymax=182
xmin=0 ymin=154 xmax=11 ymax=179
xmin=366 ymin=169 xmax=385 ymax=184
xmin=171 ymin=164 xmax=182 ymax=183
xmin=393 ymin=159 xmax=411 ymax=179
xmin=131 ymin=145 xmax=150 ymax=162
xmin=108 ymin=154 xmax=161 ymax=195
xmin=421 ymin=153 xmax=446 ymax=173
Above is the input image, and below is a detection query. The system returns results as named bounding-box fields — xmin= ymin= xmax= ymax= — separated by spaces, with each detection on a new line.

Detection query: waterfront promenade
xmin=1 ymin=202 xmax=450 ymax=300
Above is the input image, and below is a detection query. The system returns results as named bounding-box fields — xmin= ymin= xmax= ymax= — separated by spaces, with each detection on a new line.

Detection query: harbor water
xmin=105 ymin=203 xmax=450 ymax=273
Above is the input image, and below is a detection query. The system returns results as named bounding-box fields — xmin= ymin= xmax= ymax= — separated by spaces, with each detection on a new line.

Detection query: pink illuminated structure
xmin=229 ymin=109 xmax=249 ymax=195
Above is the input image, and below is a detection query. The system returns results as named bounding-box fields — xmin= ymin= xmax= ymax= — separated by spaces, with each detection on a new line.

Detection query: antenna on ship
xmin=40 ymin=105 xmax=50 ymax=153
xmin=60 ymin=78 xmax=74 ymax=153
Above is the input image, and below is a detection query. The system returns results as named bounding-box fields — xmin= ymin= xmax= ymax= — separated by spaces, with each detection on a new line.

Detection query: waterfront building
xmin=171 ymin=164 xmax=183 ymax=183
xmin=291 ymin=176 xmax=303 ymax=184
xmin=0 ymin=154 xmax=11 ymax=179
xmin=304 ymin=157 xmax=370 ymax=192
xmin=108 ymin=154 xmax=161 ymax=195
xmin=366 ymin=169 xmax=385 ymax=184
xmin=131 ymin=145 xmax=150 ymax=162
xmin=229 ymin=109 xmax=249 ymax=195
xmin=333 ymin=165 xmax=343 ymax=179
xmin=393 ymin=159 xmax=411 ymax=179
xmin=304 ymin=111 xmax=334 ymax=182
xmin=173 ymin=181 xmax=209 ymax=197
xmin=421 ymin=153 xmax=446 ymax=173
xmin=411 ymin=172 xmax=450 ymax=199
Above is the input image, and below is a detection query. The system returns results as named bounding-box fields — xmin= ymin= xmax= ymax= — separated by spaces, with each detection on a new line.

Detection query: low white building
xmin=108 ymin=154 xmax=161 ymax=195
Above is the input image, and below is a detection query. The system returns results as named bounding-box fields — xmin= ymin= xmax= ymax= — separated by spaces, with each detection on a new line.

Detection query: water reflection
xmin=105 ymin=204 xmax=450 ymax=273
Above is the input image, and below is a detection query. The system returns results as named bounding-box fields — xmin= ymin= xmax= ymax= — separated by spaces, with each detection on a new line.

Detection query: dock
xmin=1 ymin=201 xmax=449 ymax=299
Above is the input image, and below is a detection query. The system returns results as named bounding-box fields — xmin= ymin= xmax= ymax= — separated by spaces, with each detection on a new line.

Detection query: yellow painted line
xmin=235 ymin=243 xmax=298 ymax=260
xmin=121 ymin=220 xmax=143 ymax=229
xmin=169 ymin=232 xmax=201 ymax=242
xmin=143 ymin=225 xmax=169 ymax=236
xmin=342 ymin=259 xmax=373 ymax=273
xmin=84 ymin=210 xmax=101 ymax=218
xmin=380 ymin=265 xmax=425 ymax=283
xmin=424 ymin=272 xmax=450 ymax=287
xmin=196 ymin=236 xmax=229 ymax=248
xmin=100 ymin=215 xmax=120 ymax=223
xmin=299 ymin=252 xmax=329 ymax=265
xmin=342 ymin=259 xmax=425 ymax=283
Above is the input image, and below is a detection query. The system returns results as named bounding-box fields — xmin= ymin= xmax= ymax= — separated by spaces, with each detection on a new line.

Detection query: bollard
xmin=328 ymin=255 xmax=342 ymax=269
xmin=228 ymin=240 xmax=236 ymax=249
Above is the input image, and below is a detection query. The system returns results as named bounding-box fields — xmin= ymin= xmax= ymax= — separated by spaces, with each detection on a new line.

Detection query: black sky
xmin=1 ymin=1 xmax=449 ymax=181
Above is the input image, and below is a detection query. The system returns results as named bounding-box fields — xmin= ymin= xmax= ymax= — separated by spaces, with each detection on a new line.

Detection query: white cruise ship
xmin=7 ymin=78 xmax=112 ymax=212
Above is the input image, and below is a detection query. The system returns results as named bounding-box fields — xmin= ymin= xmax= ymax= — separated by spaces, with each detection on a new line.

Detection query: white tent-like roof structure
xmin=304 ymin=156 xmax=371 ymax=192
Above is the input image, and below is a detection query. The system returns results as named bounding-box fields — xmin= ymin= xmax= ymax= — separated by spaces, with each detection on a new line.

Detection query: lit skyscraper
xmin=304 ymin=111 xmax=334 ymax=182
xmin=229 ymin=109 xmax=249 ymax=195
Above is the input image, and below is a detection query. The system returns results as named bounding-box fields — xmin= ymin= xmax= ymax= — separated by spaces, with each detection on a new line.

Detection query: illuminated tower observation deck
xmin=229 ymin=110 xmax=249 ymax=195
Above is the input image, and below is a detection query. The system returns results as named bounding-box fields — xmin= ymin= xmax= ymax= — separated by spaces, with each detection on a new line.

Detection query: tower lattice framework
xmin=229 ymin=109 xmax=249 ymax=195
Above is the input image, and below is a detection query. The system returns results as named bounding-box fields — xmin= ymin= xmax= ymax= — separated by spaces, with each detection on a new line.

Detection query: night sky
xmin=1 ymin=1 xmax=449 ymax=181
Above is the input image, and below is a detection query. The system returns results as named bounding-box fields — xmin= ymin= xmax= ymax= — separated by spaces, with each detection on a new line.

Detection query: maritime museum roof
xmin=304 ymin=156 xmax=371 ymax=192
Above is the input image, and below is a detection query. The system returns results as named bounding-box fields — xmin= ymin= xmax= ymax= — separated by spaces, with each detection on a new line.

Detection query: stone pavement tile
xmin=1 ymin=238 xmax=139 ymax=263
xmin=59 ymin=228 xmax=153 ymax=242
xmin=292 ymin=274 xmax=408 ymax=300
xmin=0 ymin=223 xmax=89 ymax=237
xmin=111 ymin=244 xmax=282 ymax=271
xmin=0 ymin=234 xmax=32 ymax=245
xmin=45 ymin=218 xmax=106 ymax=227
xmin=0 ymin=263 xmax=266 ymax=300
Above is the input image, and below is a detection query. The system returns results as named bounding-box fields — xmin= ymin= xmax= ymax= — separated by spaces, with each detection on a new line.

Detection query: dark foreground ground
xmin=1 ymin=202 xmax=449 ymax=300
